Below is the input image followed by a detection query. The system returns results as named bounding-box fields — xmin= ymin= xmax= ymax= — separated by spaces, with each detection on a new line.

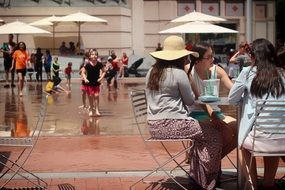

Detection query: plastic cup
xmin=202 ymin=79 xmax=220 ymax=97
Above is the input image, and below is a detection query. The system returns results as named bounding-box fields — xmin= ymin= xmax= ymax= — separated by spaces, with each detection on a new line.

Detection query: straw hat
xmin=150 ymin=35 xmax=199 ymax=61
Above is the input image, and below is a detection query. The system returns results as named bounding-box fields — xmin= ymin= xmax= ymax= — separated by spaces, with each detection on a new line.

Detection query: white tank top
xmin=189 ymin=65 xmax=221 ymax=112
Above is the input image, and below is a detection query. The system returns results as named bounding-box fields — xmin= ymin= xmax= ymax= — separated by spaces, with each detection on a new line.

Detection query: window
xmin=255 ymin=4 xmax=267 ymax=19
xmin=201 ymin=0 xmax=220 ymax=16
xmin=177 ymin=0 xmax=195 ymax=16
xmin=225 ymin=0 xmax=244 ymax=17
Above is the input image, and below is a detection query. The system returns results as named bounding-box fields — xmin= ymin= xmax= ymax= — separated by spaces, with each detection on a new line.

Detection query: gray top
xmin=146 ymin=67 xmax=195 ymax=120
xmin=228 ymin=66 xmax=285 ymax=147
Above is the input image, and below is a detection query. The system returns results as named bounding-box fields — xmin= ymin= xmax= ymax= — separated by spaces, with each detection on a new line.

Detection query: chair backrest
xmin=254 ymin=100 xmax=285 ymax=131
xmin=252 ymin=99 xmax=285 ymax=152
xmin=130 ymin=89 xmax=149 ymax=139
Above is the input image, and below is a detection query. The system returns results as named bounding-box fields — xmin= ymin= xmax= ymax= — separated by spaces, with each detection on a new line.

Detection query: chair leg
xmin=170 ymin=159 xmax=189 ymax=174
xmin=161 ymin=142 xmax=191 ymax=175
xmin=149 ymin=141 xmax=193 ymax=190
xmin=226 ymin=155 xmax=237 ymax=170
xmin=130 ymin=143 xmax=192 ymax=190
xmin=0 ymin=157 xmax=47 ymax=189
xmin=243 ymin=154 xmax=255 ymax=190
xmin=218 ymin=155 xmax=238 ymax=184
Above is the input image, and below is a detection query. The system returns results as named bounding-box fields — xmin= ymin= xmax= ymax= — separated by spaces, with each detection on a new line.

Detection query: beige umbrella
xmin=0 ymin=21 xmax=50 ymax=42
xmin=30 ymin=20 xmax=53 ymax=26
xmin=30 ymin=15 xmax=62 ymax=53
xmin=60 ymin=12 xmax=107 ymax=47
xmin=171 ymin=10 xmax=226 ymax=23
xmin=160 ymin=21 xmax=238 ymax=34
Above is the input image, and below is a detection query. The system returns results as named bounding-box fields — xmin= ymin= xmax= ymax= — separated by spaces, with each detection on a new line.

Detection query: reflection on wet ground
xmin=0 ymin=78 xmax=235 ymax=137
xmin=0 ymin=87 xmax=41 ymax=137
xmin=0 ymin=78 xmax=146 ymax=137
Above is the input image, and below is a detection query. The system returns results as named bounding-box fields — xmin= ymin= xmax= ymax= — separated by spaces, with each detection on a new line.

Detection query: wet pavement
xmin=0 ymin=78 xmax=146 ymax=137
xmin=0 ymin=78 xmax=283 ymax=189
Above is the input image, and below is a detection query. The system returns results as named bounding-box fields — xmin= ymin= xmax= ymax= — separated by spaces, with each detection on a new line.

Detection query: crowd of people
xmin=1 ymin=32 xmax=285 ymax=189
xmin=0 ymin=33 xmax=129 ymax=95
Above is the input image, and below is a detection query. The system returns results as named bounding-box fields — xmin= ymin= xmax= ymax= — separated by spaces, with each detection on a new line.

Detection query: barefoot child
xmin=81 ymin=49 xmax=106 ymax=116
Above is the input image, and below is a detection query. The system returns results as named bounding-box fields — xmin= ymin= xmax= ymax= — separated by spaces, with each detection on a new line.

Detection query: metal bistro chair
xmin=244 ymin=99 xmax=285 ymax=190
xmin=129 ymin=89 xmax=194 ymax=190
xmin=0 ymin=94 xmax=48 ymax=189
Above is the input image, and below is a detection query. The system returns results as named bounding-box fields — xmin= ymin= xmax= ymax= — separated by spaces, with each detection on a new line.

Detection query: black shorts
xmin=16 ymin=68 xmax=27 ymax=76
xmin=44 ymin=66 xmax=51 ymax=73
xmin=53 ymin=76 xmax=62 ymax=86
xmin=4 ymin=59 xmax=14 ymax=72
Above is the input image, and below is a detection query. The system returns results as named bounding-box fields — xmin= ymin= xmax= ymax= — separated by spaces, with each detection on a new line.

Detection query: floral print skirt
xmin=148 ymin=118 xmax=223 ymax=190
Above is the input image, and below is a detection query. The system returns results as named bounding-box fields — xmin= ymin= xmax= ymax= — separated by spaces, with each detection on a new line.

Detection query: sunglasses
xmin=202 ymin=54 xmax=214 ymax=60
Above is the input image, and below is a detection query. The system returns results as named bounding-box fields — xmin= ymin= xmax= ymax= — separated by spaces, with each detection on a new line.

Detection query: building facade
xmin=0 ymin=0 xmax=276 ymax=56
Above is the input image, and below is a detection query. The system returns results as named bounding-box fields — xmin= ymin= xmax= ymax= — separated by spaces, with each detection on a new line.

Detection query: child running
xmin=81 ymin=49 xmax=106 ymax=116
xmin=65 ymin=62 xmax=73 ymax=90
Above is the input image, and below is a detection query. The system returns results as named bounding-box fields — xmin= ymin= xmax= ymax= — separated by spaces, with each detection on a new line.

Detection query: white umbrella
xmin=30 ymin=15 xmax=63 ymax=53
xmin=0 ymin=21 xmax=50 ymax=42
xmin=171 ymin=10 xmax=226 ymax=23
xmin=60 ymin=12 xmax=107 ymax=47
xmin=160 ymin=21 xmax=238 ymax=34
xmin=30 ymin=20 xmax=53 ymax=26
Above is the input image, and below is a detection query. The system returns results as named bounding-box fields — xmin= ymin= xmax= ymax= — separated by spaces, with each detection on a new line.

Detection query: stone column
xmin=246 ymin=0 xmax=253 ymax=42
xmin=131 ymin=0 xmax=144 ymax=56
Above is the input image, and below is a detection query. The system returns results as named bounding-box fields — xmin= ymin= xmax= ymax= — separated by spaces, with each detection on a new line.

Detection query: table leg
xmin=237 ymin=105 xmax=246 ymax=190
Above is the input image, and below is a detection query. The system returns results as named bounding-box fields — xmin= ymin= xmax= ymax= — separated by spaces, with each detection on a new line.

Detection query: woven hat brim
xmin=150 ymin=50 xmax=199 ymax=61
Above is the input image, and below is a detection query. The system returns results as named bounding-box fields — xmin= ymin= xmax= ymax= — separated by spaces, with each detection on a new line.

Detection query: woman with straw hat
xmin=146 ymin=35 xmax=224 ymax=190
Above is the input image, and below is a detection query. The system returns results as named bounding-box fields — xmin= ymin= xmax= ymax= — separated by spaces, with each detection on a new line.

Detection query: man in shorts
xmin=1 ymin=34 xmax=16 ymax=88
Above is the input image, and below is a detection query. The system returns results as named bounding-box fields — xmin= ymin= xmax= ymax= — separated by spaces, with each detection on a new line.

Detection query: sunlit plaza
xmin=0 ymin=0 xmax=285 ymax=189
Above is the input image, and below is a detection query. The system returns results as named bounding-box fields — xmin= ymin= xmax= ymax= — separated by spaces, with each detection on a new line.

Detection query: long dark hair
xmin=14 ymin=41 xmax=26 ymax=51
xmin=147 ymin=57 xmax=185 ymax=91
xmin=188 ymin=42 xmax=211 ymax=75
xmin=250 ymin=38 xmax=285 ymax=98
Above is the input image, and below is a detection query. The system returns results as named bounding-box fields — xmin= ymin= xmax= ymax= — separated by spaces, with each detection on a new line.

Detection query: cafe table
xmin=195 ymin=97 xmax=244 ymax=190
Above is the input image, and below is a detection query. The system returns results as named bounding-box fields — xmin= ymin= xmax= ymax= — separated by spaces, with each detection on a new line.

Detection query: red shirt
xmin=112 ymin=59 xmax=120 ymax=71
xmin=121 ymin=55 xmax=128 ymax=66
xmin=65 ymin=66 xmax=72 ymax=75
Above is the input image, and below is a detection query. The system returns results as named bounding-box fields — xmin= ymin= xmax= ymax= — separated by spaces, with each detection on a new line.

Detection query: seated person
xmin=186 ymin=42 xmax=237 ymax=158
xmin=69 ymin=41 xmax=75 ymax=55
xmin=155 ymin=42 xmax=163 ymax=51
xmin=146 ymin=35 xmax=229 ymax=190
xmin=228 ymin=38 xmax=285 ymax=190
xmin=119 ymin=52 xmax=128 ymax=77
xmin=228 ymin=42 xmax=252 ymax=78
xmin=59 ymin=41 xmax=68 ymax=55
